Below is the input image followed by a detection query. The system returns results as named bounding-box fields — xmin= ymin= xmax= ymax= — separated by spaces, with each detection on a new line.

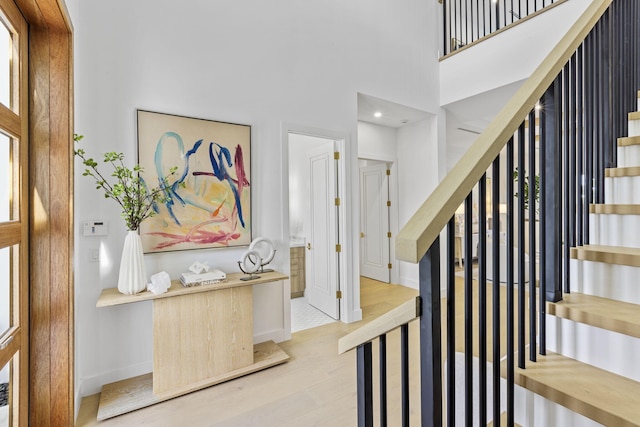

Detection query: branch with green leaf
xmin=74 ymin=134 xmax=179 ymax=231
xmin=513 ymin=168 xmax=540 ymax=213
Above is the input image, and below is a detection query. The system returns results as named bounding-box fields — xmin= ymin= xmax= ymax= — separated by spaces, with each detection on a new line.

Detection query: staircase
xmin=511 ymin=93 xmax=640 ymax=426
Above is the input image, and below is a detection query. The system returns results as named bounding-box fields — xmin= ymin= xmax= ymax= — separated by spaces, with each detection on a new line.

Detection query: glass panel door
xmin=0 ymin=357 xmax=14 ymax=427
xmin=0 ymin=1 xmax=27 ymax=425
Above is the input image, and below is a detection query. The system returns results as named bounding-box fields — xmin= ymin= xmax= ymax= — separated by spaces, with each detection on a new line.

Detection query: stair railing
xmin=442 ymin=0 xmax=563 ymax=56
xmin=341 ymin=0 xmax=639 ymax=425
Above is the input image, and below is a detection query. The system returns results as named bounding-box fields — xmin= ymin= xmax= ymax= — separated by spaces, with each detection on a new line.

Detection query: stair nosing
xmin=605 ymin=166 xmax=640 ymax=177
xmin=507 ymin=352 xmax=640 ymax=426
xmin=619 ymin=136 xmax=640 ymax=147
xmin=548 ymin=292 xmax=640 ymax=338
xmin=590 ymin=203 xmax=640 ymax=215
xmin=570 ymin=245 xmax=640 ymax=267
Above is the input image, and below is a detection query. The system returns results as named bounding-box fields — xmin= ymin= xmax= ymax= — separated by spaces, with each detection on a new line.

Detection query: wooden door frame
xmin=13 ymin=0 xmax=74 ymax=425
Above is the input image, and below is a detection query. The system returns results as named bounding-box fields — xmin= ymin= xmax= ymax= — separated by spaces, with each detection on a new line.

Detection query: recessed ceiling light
xmin=374 ymin=112 xmax=382 ymax=118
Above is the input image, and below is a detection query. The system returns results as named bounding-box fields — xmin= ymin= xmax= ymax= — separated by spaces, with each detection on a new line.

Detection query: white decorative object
xmin=117 ymin=230 xmax=148 ymax=295
xmin=188 ymin=261 xmax=210 ymax=275
xmin=180 ymin=269 xmax=227 ymax=287
xmin=148 ymin=271 xmax=172 ymax=295
xmin=238 ymin=249 xmax=262 ymax=281
xmin=248 ymin=237 xmax=276 ymax=273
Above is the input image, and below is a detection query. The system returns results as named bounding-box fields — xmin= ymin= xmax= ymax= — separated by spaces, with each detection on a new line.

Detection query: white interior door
xmin=306 ymin=147 xmax=339 ymax=319
xmin=360 ymin=163 xmax=390 ymax=283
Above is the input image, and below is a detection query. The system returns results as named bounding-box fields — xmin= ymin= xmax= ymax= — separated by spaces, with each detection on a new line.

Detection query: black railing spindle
xmin=379 ymin=334 xmax=387 ymax=427
xmin=491 ymin=157 xmax=501 ymax=425
xmin=506 ymin=137 xmax=515 ymax=427
xmin=357 ymin=343 xmax=373 ymax=427
xmin=446 ymin=218 xmax=456 ymax=427
xmin=464 ymin=194 xmax=473 ymax=427
xmin=528 ymin=108 xmax=537 ymax=362
xmin=517 ymin=123 xmax=526 ymax=370
xmin=479 ymin=173 xmax=488 ymax=426
xmin=400 ymin=324 xmax=409 ymax=427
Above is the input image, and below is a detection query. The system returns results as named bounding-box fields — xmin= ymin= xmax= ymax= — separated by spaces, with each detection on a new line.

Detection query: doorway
xmin=359 ymin=160 xmax=391 ymax=283
xmin=288 ymin=132 xmax=341 ymax=332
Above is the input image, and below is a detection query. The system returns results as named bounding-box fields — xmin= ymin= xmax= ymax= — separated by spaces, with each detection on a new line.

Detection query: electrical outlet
xmin=90 ymin=249 xmax=100 ymax=263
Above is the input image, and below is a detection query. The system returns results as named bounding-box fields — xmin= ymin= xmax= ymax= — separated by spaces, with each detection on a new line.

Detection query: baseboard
xmin=400 ymin=276 xmax=419 ymax=290
xmin=79 ymin=360 xmax=154 ymax=397
xmin=75 ymin=389 xmax=82 ymax=422
xmin=344 ymin=308 xmax=362 ymax=323
xmin=253 ymin=328 xmax=285 ymax=344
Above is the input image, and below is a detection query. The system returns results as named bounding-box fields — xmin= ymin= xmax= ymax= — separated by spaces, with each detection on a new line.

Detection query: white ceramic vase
xmin=117 ymin=230 xmax=148 ymax=295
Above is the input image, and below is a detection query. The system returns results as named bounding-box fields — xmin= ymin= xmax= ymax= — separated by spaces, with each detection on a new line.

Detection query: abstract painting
xmin=137 ymin=110 xmax=251 ymax=253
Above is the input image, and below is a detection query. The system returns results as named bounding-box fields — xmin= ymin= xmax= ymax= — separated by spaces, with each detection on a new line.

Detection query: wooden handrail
xmin=338 ymin=296 xmax=421 ymax=354
xmin=396 ymin=0 xmax=613 ymax=264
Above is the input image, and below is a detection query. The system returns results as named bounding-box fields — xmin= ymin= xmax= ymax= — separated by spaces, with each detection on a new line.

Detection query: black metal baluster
xmin=517 ymin=123 xmax=526 ymax=370
xmin=401 ymin=324 xmax=409 ymax=427
xmin=568 ymin=52 xmax=577 ymax=294
xmin=492 ymin=157 xmax=501 ymax=425
xmin=479 ymin=175 xmax=487 ymax=426
xmin=539 ymin=83 xmax=547 ymax=352
xmin=357 ymin=343 xmax=373 ymax=427
xmin=476 ymin=0 xmax=480 ymax=41
xmin=528 ymin=108 xmax=537 ymax=362
xmin=585 ymin=32 xmax=593 ymax=244
xmin=452 ymin=0 xmax=457 ymax=52
xmin=465 ymin=0 xmax=469 ymax=47
xmin=419 ymin=240 xmax=442 ymax=427
xmin=443 ymin=0 xmax=448 ymax=55
xmin=464 ymin=194 xmax=473 ymax=427
xmin=447 ymin=218 xmax=456 ymax=427
xmin=577 ymin=44 xmax=584 ymax=246
xmin=458 ymin=0 xmax=463 ymax=50
xmin=506 ymin=137 xmax=515 ymax=427
xmin=563 ymin=63 xmax=570 ymax=297
xmin=379 ymin=334 xmax=387 ymax=427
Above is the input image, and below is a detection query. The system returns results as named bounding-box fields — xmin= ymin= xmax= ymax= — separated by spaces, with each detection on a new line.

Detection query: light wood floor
xmin=76 ymin=275 xmax=528 ymax=426
xmin=76 ymin=277 xmax=419 ymax=426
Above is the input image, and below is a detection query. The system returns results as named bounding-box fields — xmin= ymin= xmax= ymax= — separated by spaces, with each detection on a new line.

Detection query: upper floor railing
xmin=443 ymin=0 xmax=563 ymax=55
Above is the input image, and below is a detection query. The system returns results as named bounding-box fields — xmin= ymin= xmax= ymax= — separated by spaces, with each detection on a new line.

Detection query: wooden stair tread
xmin=590 ymin=204 xmax=640 ymax=214
xmin=605 ymin=166 xmax=640 ymax=177
xmin=548 ymin=293 xmax=640 ymax=338
xmin=571 ymin=245 xmax=640 ymax=267
xmin=510 ymin=352 xmax=640 ymax=426
xmin=629 ymin=111 xmax=640 ymax=121
xmin=619 ymin=136 xmax=640 ymax=147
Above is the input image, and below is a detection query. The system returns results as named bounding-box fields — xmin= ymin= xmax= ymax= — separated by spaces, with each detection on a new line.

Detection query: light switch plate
xmin=83 ymin=220 xmax=108 ymax=236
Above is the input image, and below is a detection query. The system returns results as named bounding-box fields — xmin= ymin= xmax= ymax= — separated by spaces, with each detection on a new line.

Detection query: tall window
xmin=0 ymin=0 xmax=28 ymax=424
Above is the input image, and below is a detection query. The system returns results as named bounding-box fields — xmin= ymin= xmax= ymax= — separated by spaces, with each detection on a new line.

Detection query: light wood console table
xmin=95 ymin=271 xmax=290 ymax=420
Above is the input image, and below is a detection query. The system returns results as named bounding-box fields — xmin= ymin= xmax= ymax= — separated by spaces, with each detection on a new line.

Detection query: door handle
xmin=360 ymin=232 xmax=365 ymax=238
xmin=307 ymin=243 xmax=311 ymax=250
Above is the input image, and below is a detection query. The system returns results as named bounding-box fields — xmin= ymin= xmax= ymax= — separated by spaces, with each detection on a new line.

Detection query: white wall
xmin=73 ymin=0 xmax=440 ymax=397
xmin=440 ymin=0 xmax=592 ymax=105
xmin=397 ymin=117 xmax=439 ymax=288
xmin=357 ymin=121 xmax=397 ymax=162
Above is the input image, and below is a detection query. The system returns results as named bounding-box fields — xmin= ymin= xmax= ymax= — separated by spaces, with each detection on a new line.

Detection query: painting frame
xmin=136 ymin=109 xmax=252 ymax=254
